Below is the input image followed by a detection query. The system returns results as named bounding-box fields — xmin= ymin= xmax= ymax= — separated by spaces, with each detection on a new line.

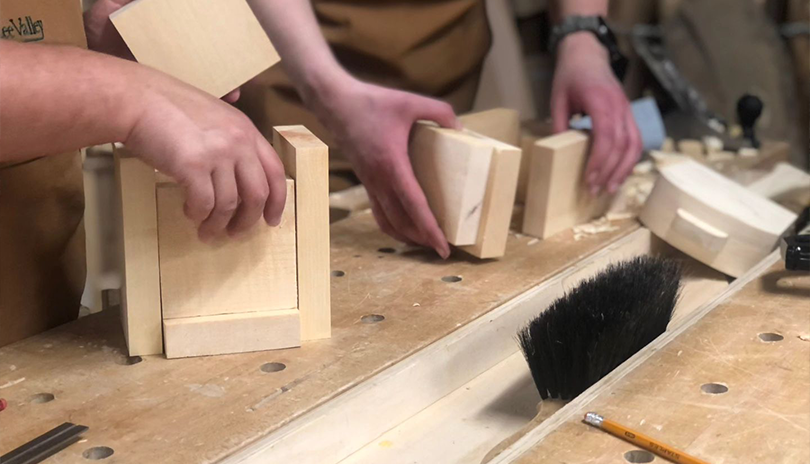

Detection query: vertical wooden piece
xmin=458 ymin=131 xmax=522 ymax=259
xmin=110 ymin=0 xmax=279 ymax=98
xmin=522 ymin=131 xmax=610 ymax=239
xmin=409 ymin=123 xmax=493 ymax=246
xmin=114 ymin=146 xmax=163 ymax=356
xmin=273 ymin=126 xmax=331 ymax=341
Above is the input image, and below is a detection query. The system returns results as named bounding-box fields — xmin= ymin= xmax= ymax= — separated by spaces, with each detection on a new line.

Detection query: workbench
xmin=1 ymin=162 xmax=806 ymax=464
xmin=0 ymin=213 xmax=641 ymax=463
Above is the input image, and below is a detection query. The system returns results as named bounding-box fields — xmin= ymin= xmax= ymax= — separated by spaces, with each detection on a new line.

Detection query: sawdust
xmin=573 ymin=217 xmax=621 ymax=241
xmin=0 ymin=377 xmax=25 ymax=389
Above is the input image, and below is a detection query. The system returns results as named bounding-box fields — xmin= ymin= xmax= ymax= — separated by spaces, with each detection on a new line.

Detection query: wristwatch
xmin=549 ymin=16 xmax=628 ymax=81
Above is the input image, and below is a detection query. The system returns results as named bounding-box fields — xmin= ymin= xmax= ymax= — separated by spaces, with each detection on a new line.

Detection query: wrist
xmin=556 ymin=31 xmax=607 ymax=60
xmin=297 ymin=64 xmax=356 ymax=113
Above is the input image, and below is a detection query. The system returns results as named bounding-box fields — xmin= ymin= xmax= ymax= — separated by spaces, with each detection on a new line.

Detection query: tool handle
xmin=601 ymin=418 xmax=710 ymax=464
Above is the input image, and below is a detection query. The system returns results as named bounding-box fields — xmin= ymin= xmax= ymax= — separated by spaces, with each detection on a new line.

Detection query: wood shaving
xmin=799 ymin=334 xmax=810 ymax=342
xmin=572 ymin=216 xmax=620 ymax=240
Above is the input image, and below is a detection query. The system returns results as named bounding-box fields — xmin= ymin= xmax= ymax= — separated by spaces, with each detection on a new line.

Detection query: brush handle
xmin=584 ymin=413 xmax=710 ymax=464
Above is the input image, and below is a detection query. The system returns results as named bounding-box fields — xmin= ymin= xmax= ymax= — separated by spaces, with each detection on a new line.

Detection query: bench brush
xmin=518 ymin=256 xmax=681 ymax=400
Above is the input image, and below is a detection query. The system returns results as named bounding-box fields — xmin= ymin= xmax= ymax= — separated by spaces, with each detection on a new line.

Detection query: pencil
xmin=583 ymin=412 xmax=710 ymax=464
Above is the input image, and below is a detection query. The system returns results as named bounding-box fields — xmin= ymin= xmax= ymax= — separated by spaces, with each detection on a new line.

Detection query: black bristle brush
xmin=518 ymin=256 xmax=681 ymax=401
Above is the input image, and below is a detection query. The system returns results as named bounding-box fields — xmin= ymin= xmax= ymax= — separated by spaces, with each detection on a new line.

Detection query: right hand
xmin=125 ymin=71 xmax=287 ymax=241
xmin=308 ymin=77 xmax=456 ymax=258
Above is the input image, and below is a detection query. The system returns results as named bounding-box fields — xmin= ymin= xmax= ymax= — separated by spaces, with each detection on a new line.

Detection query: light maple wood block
xmin=273 ymin=126 xmax=331 ymax=340
xmin=677 ymin=138 xmax=705 ymax=160
xmin=458 ymin=130 xmax=521 ymax=259
xmin=111 ymin=0 xmax=279 ymax=98
xmin=522 ymin=131 xmax=610 ymax=239
xmin=640 ymin=158 xmax=796 ymax=277
xmin=114 ymin=146 xmax=163 ymax=356
xmin=163 ymin=309 xmax=300 ymax=359
xmin=459 ymin=108 xmax=521 ymax=147
xmin=156 ymin=179 xmax=298 ymax=320
xmin=410 ymin=122 xmax=494 ymax=246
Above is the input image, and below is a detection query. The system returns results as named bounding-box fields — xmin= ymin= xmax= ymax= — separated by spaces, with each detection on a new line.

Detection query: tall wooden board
xmin=273 ymin=126 xmax=331 ymax=340
xmin=522 ymin=131 xmax=610 ymax=239
xmin=458 ymin=130 xmax=521 ymax=259
xmin=114 ymin=147 xmax=163 ymax=356
xmin=110 ymin=0 xmax=279 ymax=98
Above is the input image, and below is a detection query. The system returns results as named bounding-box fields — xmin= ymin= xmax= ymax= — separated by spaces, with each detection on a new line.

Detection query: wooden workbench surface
xmin=493 ymin=255 xmax=810 ymax=464
xmin=0 ymin=212 xmax=639 ymax=463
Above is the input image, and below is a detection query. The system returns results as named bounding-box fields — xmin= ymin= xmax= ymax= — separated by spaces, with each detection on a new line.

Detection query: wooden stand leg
xmin=273 ymin=126 xmax=332 ymax=341
xmin=114 ymin=146 xmax=163 ymax=356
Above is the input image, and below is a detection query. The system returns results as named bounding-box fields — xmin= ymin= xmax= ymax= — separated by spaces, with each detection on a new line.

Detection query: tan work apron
xmin=237 ymin=0 xmax=492 ymax=148
xmin=0 ymin=0 xmax=88 ymax=347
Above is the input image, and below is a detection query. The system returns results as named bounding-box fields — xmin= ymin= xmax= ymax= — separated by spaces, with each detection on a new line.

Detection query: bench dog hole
xmin=624 ymin=449 xmax=655 ymax=463
xmin=261 ymin=362 xmax=286 ymax=373
xmin=700 ymin=382 xmax=728 ymax=395
xmin=361 ymin=314 xmax=385 ymax=324
xmin=83 ymin=446 xmax=114 ymax=460
xmin=29 ymin=393 xmax=55 ymax=404
xmin=441 ymin=275 xmax=462 ymax=283
xmin=758 ymin=332 xmax=784 ymax=342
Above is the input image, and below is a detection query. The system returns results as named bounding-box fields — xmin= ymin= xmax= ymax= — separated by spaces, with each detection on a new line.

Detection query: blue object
xmin=568 ymin=97 xmax=666 ymax=151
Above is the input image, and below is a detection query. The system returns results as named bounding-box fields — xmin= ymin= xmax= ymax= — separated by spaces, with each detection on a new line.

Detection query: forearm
xmin=246 ymin=0 xmax=351 ymax=106
xmin=0 ymin=41 xmax=144 ymax=162
xmin=550 ymin=0 xmax=609 ymax=22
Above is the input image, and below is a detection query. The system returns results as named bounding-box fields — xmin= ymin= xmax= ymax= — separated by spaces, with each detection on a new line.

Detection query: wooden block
xmin=458 ymin=130 xmax=521 ymax=259
xmin=522 ymin=131 xmax=610 ymax=239
xmin=114 ymin=147 xmax=163 ymax=356
xmin=459 ymin=108 xmax=521 ymax=146
xmin=110 ymin=0 xmax=279 ymax=98
xmin=517 ymin=120 xmax=555 ymax=203
xmin=156 ymin=179 xmax=298 ymax=319
xmin=163 ymin=309 xmax=300 ymax=359
xmin=409 ymin=122 xmax=493 ymax=246
xmin=677 ymin=138 xmax=705 ymax=160
xmin=640 ymin=158 xmax=797 ymax=277
xmin=273 ymin=126 xmax=331 ymax=341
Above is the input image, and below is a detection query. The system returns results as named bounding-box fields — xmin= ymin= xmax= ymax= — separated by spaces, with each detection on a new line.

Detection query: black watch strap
xmin=549 ymin=16 xmax=628 ymax=81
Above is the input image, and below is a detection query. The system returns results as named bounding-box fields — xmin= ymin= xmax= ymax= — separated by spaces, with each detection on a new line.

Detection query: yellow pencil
xmin=583 ymin=412 xmax=710 ymax=464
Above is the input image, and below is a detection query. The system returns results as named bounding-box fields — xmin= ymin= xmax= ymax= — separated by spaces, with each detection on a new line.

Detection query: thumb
xmin=410 ymin=97 xmax=462 ymax=130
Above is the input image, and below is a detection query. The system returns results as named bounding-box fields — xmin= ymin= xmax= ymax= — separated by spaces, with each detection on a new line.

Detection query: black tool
xmin=737 ymin=94 xmax=763 ymax=148
xmin=1 ymin=422 xmax=88 ymax=464
xmin=518 ymin=256 xmax=681 ymax=400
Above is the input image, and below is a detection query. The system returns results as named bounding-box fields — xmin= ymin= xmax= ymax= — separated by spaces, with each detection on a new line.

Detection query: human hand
xmin=125 ymin=69 xmax=287 ymax=241
xmin=550 ymin=33 xmax=641 ymax=195
xmin=83 ymin=0 xmax=241 ymax=104
xmin=311 ymin=77 xmax=458 ymax=258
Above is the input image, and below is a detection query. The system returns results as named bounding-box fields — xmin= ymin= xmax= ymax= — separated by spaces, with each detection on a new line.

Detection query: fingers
xmin=227 ymin=156 xmax=269 ymax=236
xmin=222 ymin=88 xmax=241 ymax=104
xmin=582 ymin=100 xmax=616 ymax=195
xmin=605 ymin=108 xmax=642 ymax=192
xmin=410 ymin=97 xmax=461 ymax=130
xmin=550 ymin=92 xmax=571 ymax=134
xmin=592 ymin=109 xmax=628 ymax=191
xmin=183 ymin=174 xmax=216 ymax=225
xmin=198 ymin=166 xmax=239 ymax=241
xmin=255 ymin=141 xmax=287 ymax=226
xmin=369 ymin=195 xmax=412 ymax=245
xmin=390 ymin=164 xmax=450 ymax=258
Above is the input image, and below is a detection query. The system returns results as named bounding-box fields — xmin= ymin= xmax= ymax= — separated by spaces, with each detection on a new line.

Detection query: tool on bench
xmin=1 ymin=422 xmax=88 ymax=464
xmin=782 ymin=207 xmax=810 ymax=272
xmin=583 ymin=412 xmax=710 ymax=464
xmin=517 ymin=256 xmax=681 ymax=400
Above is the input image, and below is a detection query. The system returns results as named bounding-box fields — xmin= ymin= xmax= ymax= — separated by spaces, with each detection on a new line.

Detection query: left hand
xmin=550 ymin=32 xmax=641 ymax=195
xmin=83 ymin=0 xmax=241 ymax=103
